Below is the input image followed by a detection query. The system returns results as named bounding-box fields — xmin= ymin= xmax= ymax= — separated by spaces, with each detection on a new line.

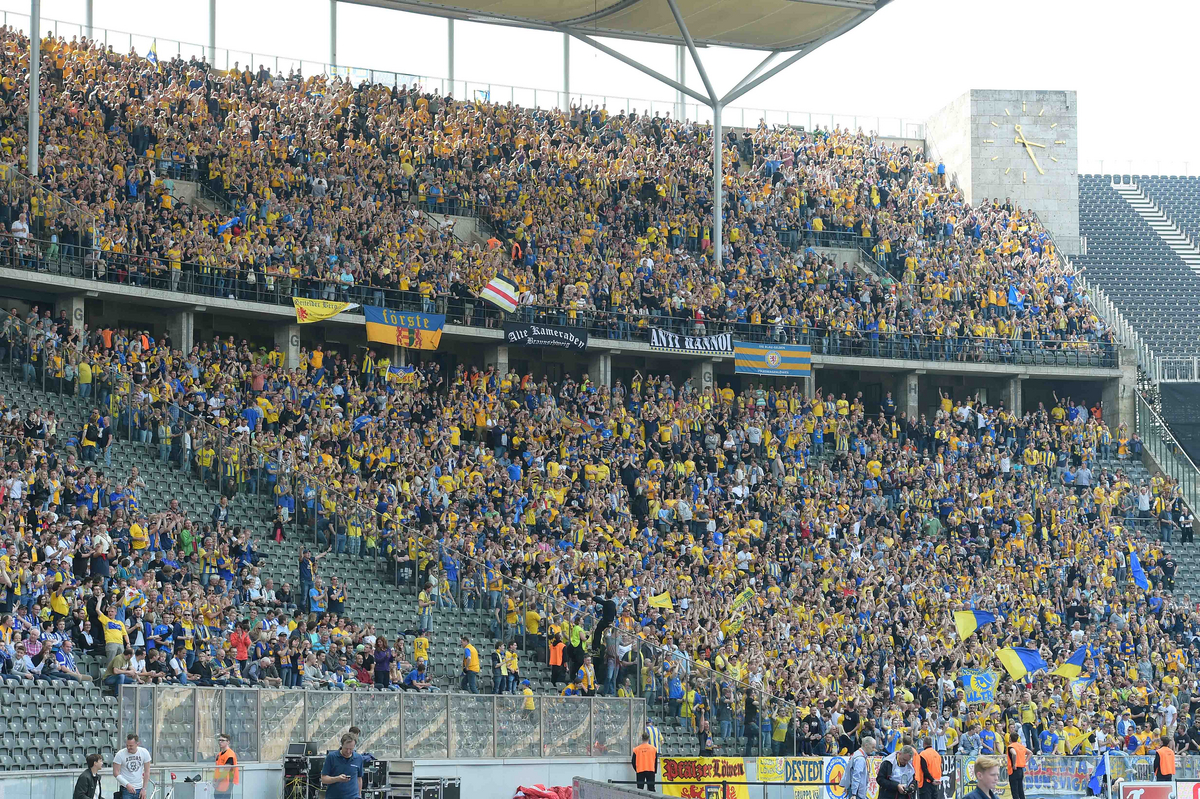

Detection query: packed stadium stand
xmin=0 ymin=17 xmax=1196 ymax=790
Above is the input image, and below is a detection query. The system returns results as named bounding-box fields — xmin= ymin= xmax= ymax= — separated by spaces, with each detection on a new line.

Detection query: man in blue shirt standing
xmin=321 ymin=734 xmax=363 ymax=799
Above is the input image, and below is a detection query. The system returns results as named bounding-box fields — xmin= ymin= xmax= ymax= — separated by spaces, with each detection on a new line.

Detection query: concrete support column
xmin=447 ymin=19 xmax=454 ymax=90
xmin=167 ymin=310 xmax=194 ymax=354
xmin=392 ymin=345 xmax=407 ymax=369
xmin=64 ymin=294 xmax=86 ymax=337
xmin=85 ymin=0 xmax=93 ymax=40
xmin=208 ymin=0 xmax=217 ymax=66
xmin=1104 ymin=347 xmax=1138 ymax=434
xmin=485 ymin=344 xmax=508 ymax=375
xmin=690 ymin=358 xmax=714 ymax=395
xmin=329 ymin=0 xmax=337 ymax=70
xmin=1005 ymin=375 xmax=1024 ymax=418
xmin=275 ymin=323 xmax=300 ymax=369
xmin=903 ymin=371 xmax=921 ymax=421
xmin=562 ymin=33 xmax=570 ymax=111
xmin=674 ymin=45 xmax=685 ymax=121
xmin=28 ymin=0 xmax=39 ymax=177
xmin=804 ymin=367 xmax=817 ymax=401
xmin=587 ymin=351 xmax=613 ymax=389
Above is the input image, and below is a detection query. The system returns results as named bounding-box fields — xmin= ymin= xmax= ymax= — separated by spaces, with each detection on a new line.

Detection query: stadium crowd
xmin=0 ymin=28 xmax=1116 ymax=360
xmin=0 ymin=27 xmax=1188 ymax=762
xmin=1 ymin=303 xmax=1197 ymax=761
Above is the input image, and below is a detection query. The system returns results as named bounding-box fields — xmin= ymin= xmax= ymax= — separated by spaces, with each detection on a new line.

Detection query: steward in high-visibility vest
xmin=1155 ymin=738 xmax=1176 ymax=782
xmin=915 ymin=741 xmax=943 ymax=799
xmin=632 ymin=733 xmax=658 ymax=792
xmin=1006 ymin=733 xmax=1030 ymax=799
xmin=215 ymin=734 xmax=239 ymax=799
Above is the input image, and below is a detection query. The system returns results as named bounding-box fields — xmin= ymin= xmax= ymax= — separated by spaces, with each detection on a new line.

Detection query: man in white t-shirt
xmin=113 ymin=733 xmax=152 ymax=799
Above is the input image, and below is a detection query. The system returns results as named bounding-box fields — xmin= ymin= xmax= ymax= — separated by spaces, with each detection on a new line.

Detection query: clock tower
xmin=926 ymin=89 xmax=1079 ymax=254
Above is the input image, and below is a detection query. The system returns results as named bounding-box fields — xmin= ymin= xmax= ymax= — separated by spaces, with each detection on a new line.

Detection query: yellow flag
xmin=293 ymin=297 xmax=358 ymax=323
xmin=648 ymin=591 xmax=674 ymax=611
xmin=730 ymin=587 xmax=755 ymax=613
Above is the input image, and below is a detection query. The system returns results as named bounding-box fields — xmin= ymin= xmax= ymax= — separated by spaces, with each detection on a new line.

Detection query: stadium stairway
xmin=0 ymin=371 xmax=275 ymax=533
xmin=251 ymin=532 xmax=711 ymax=755
xmin=1113 ymin=181 xmax=1200 ymax=275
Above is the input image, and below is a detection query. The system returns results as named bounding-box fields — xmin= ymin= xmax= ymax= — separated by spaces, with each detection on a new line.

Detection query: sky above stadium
xmin=9 ymin=0 xmax=1196 ymax=174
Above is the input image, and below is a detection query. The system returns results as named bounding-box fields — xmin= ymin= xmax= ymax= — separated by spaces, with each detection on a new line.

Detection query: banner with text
xmin=734 ymin=342 xmax=812 ymax=377
xmin=364 ymin=307 xmax=445 ymax=350
xmin=293 ymin=297 xmax=359 ymax=323
xmin=651 ymin=328 xmax=733 ymax=355
xmin=662 ymin=757 xmax=749 ymax=799
xmin=504 ymin=322 xmax=589 ymax=351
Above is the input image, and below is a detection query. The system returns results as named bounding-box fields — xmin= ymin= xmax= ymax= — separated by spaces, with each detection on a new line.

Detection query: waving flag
xmin=1051 ymin=645 xmax=1088 ymax=679
xmin=1087 ymin=751 xmax=1107 ymax=795
xmin=147 ymin=40 xmax=160 ymax=71
xmin=1130 ymin=550 xmax=1150 ymax=590
xmin=480 ymin=274 xmax=519 ymax=312
xmin=351 ymin=415 xmax=373 ymax=433
xmin=647 ymin=592 xmax=673 ymax=611
xmin=1070 ymin=675 xmax=1096 ymax=699
xmin=955 ymin=609 xmax=998 ymax=640
xmin=961 ymin=668 xmax=998 ymax=704
xmin=996 ymin=646 xmax=1049 ymax=680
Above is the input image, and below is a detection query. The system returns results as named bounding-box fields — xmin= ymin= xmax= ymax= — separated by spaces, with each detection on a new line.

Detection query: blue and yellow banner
xmin=364 ymin=306 xmax=444 ymax=350
xmin=960 ymin=668 xmax=998 ymax=704
xmin=734 ymin=342 xmax=811 ymax=377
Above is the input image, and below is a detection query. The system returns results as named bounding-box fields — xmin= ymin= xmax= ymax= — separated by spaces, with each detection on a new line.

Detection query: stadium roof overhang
xmin=343 ymin=0 xmax=884 ymax=52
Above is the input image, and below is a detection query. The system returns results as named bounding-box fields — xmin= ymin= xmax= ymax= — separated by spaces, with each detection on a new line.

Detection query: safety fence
xmin=119 ymin=684 xmax=645 ymax=765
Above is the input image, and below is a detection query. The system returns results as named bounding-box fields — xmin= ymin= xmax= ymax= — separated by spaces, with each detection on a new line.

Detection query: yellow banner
xmin=648 ymin=591 xmax=674 ymax=611
xmin=293 ymin=297 xmax=358 ymax=323
xmin=662 ymin=757 xmax=749 ymax=799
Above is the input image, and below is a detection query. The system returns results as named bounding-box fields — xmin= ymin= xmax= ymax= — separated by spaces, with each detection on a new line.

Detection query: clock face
xmin=987 ymin=99 xmax=1070 ymax=183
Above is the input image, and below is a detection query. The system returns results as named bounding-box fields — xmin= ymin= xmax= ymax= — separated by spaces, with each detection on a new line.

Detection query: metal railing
xmin=0 ymin=8 xmax=924 ymax=137
xmin=1136 ymin=389 xmax=1200 ymax=512
xmin=120 ymin=684 xmax=643 ymax=763
xmin=0 ymin=233 xmax=1120 ymax=369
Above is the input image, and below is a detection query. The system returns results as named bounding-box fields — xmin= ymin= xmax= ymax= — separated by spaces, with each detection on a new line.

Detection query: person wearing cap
xmin=214 ymin=733 xmax=239 ymax=799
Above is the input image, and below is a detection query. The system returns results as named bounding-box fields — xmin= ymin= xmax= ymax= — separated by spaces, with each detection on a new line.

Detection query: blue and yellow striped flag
xmin=954 ymin=610 xmax=998 ymax=640
xmin=734 ymin=342 xmax=811 ymax=377
xmin=996 ymin=646 xmax=1049 ymax=680
xmin=1051 ymin=645 xmax=1088 ymax=679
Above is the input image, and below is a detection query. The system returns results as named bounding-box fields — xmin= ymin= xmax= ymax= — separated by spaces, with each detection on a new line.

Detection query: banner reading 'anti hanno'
xmin=650 ymin=328 xmax=733 ymax=355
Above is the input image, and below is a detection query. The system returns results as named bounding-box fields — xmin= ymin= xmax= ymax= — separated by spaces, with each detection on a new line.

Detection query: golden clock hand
xmin=1024 ymin=143 xmax=1044 ymax=175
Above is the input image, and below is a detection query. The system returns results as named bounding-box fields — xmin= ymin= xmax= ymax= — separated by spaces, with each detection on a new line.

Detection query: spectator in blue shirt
xmin=321 ymin=734 xmax=363 ymax=799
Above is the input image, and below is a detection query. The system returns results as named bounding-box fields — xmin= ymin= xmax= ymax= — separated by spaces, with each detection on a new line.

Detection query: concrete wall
xmin=925 ymin=90 xmax=972 ymax=198
xmin=971 ymin=89 xmax=1079 ymax=254
xmin=415 ymin=757 xmax=631 ymax=799
xmin=926 ymin=89 xmax=1079 ymax=254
